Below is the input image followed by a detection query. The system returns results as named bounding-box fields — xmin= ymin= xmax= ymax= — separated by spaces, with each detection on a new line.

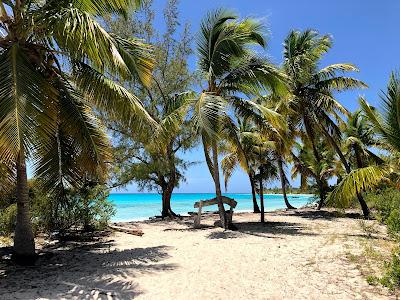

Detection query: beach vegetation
xmin=0 ymin=0 xmax=154 ymax=263
xmin=104 ymin=0 xmax=197 ymax=218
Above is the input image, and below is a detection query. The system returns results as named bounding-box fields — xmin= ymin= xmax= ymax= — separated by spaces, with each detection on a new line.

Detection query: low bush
xmin=32 ymin=183 xmax=115 ymax=233
xmin=380 ymin=248 xmax=400 ymax=291
xmin=0 ymin=204 xmax=17 ymax=236
xmin=365 ymin=188 xmax=400 ymax=234
xmin=0 ymin=181 xmax=115 ymax=237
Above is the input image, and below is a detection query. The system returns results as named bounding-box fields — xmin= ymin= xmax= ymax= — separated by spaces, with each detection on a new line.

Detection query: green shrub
xmin=0 ymin=204 xmax=17 ymax=236
xmin=387 ymin=209 xmax=400 ymax=239
xmin=32 ymin=183 xmax=115 ymax=233
xmin=365 ymin=188 xmax=400 ymax=238
xmin=380 ymin=248 xmax=400 ymax=291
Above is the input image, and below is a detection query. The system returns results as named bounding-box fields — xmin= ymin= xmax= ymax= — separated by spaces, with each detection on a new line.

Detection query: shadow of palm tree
xmin=206 ymin=221 xmax=316 ymax=239
xmin=0 ymin=238 xmax=177 ymax=299
xmin=273 ymin=209 xmax=364 ymax=221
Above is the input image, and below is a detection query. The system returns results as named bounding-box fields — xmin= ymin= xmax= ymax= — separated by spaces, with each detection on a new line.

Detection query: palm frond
xmin=192 ymin=92 xmax=227 ymax=138
xmin=0 ymin=45 xmax=57 ymax=161
xmin=73 ymin=62 xmax=156 ymax=128
xmin=327 ymin=166 xmax=387 ymax=208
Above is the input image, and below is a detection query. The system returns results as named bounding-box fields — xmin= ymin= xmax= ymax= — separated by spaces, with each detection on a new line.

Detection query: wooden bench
xmin=193 ymin=196 xmax=237 ymax=228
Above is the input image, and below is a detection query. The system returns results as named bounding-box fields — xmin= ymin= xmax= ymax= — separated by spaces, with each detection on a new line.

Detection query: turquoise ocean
xmin=109 ymin=193 xmax=316 ymax=222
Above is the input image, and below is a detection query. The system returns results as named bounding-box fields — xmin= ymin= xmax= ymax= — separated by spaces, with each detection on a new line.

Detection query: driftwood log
xmin=193 ymin=196 xmax=237 ymax=228
xmin=108 ymin=225 xmax=144 ymax=236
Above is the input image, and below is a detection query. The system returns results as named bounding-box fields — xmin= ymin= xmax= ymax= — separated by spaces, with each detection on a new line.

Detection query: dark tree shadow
xmin=273 ymin=209 xmax=365 ymax=221
xmin=206 ymin=221 xmax=316 ymax=239
xmin=0 ymin=237 xmax=177 ymax=300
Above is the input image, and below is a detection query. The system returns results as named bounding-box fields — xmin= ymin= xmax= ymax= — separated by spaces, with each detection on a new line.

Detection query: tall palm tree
xmin=292 ymin=140 xmax=339 ymax=208
xmin=193 ymin=9 xmax=284 ymax=229
xmin=255 ymin=95 xmax=297 ymax=209
xmin=342 ymin=108 xmax=383 ymax=169
xmin=221 ymin=117 xmax=261 ymax=213
xmin=0 ymin=0 xmax=154 ymax=263
xmin=328 ymin=72 xmax=400 ymax=208
xmin=282 ymin=30 xmax=370 ymax=216
xmin=253 ymin=138 xmax=279 ymax=223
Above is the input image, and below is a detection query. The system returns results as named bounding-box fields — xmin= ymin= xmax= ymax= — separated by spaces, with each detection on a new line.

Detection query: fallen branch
xmin=108 ymin=225 xmax=144 ymax=236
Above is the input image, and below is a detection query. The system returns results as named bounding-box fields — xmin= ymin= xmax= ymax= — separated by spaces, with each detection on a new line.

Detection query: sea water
xmin=108 ymin=193 xmax=316 ymax=222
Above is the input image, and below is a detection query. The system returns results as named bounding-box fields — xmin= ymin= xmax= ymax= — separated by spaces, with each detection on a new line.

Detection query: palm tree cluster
xmin=191 ymin=9 xmax=378 ymax=228
xmin=1 ymin=2 xmax=397 ymax=262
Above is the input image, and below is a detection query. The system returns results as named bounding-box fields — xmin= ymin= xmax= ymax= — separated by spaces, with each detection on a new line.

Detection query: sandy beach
xmin=0 ymin=209 xmax=396 ymax=299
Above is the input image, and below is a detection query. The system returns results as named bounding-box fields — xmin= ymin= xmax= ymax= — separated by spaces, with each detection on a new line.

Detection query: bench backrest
xmin=194 ymin=196 xmax=237 ymax=208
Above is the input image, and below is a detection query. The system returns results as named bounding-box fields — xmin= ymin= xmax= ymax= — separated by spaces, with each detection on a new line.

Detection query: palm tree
xmin=282 ymin=30 xmax=370 ymax=215
xmin=193 ymin=9 xmax=284 ymax=229
xmin=292 ymin=140 xmax=338 ymax=208
xmin=328 ymin=72 xmax=400 ymax=208
xmin=255 ymin=96 xmax=297 ymax=209
xmin=0 ymin=0 xmax=154 ymax=263
xmin=342 ymin=108 xmax=383 ymax=169
xmin=253 ymin=138 xmax=279 ymax=223
xmin=221 ymin=117 xmax=261 ymax=213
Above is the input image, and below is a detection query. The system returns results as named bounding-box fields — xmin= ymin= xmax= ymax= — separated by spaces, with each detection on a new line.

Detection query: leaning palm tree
xmin=328 ymin=72 xmax=400 ymax=208
xmin=254 ymin=95 xmax=297 ymax=209
xmin=282 ymin=30 xmax=370 ymax=216
xmin=221 ymin=117 xmax=261 ymax=213
xmin=292 ymin=140 xmax=339 ymax=208
xmin=0 ymin=0 xmax=154 ymax=263
xmin=342 ymin=108 xmax=383 ymax=169
xmin=192 ymin=9 xmax=284 ymax=229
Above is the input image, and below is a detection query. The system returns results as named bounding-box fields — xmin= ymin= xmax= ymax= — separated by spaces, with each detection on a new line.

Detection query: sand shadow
xmin=206 ymin=221 xmax=316 ymax=239
xmin=274 ymin=209 xmax=365 ymax=221
xmin=0 ymin=237 xmax=177 ymax=299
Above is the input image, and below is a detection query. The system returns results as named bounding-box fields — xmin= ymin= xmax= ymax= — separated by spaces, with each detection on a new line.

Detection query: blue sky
xmin=118 ymin=0 xmax=400 ymax=193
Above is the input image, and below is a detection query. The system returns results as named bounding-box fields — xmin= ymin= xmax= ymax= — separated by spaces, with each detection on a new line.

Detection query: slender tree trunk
xmin=354 ymin=146 xmax=364 ymax=169
xmin=248 ymin=173 xmax=260 ymax=213
xmin=317 ymin=179 xmax=327 ymax=210
xmin=259 ymin=167 xmax=265 ymax=223
xmin=303 ymin=129 xmax=326 ymax=209
xmin=13 ymin=149 xmax=36 ymax=265
xmin=300 ymin=174 xmax=308 ymax=192
xmin=321 ymin=128 xmax=370 ymax=217
xmin=353 ymin=147 xmax=370 ymax=218
xmin=278 ymin=157 xmax=296 ymax=209
xmin=211 ymin=141 xmax=228 ymax=229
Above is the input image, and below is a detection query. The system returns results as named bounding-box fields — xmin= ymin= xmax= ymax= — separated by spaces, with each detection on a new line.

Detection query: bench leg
xmin=194 ymin=202 xmax=203 ymax=228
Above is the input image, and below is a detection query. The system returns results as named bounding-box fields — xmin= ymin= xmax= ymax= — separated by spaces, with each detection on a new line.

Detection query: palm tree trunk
xmin=353 ymin=147 xmax=370 ymax=217
xmin=248 ymin=173 xmax=260 ymax=213
xmin=354 ymin=146 xmax=364 ymax=169
xmin=317 ymin=179 xmax=327 ymax=210
xmin=259 ymin=167 xmax=265 ymax=223
xmin=300 ymin=174 xmax=308 ymax=192
xmin=13 ymin=149 xmax=36 ymax=265
xmin=321 ymin=127 xmax=370 ymax=217
xmin=277 ymin=157 xmax=296 ymax=209
xmin=211 ymin=141 xmax=228 ymax=229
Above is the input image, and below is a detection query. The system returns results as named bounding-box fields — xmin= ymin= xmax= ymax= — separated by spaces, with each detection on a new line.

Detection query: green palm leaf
xmin=0 ymin=45 xmax=57 ymax=161
xmin=327 ymin=166 xmax=387 ymax=208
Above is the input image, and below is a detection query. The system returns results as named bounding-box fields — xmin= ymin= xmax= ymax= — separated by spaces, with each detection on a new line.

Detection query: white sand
xmin=0 ymin=209 xmax=396 ymax=299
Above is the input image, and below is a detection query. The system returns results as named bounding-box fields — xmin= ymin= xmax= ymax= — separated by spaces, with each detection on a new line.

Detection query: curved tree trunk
xmin=13 ymin=149 xmax=36 ymax=265
xmin=277 ymin=157 xmax=296 ymax=209
xmin=248 ymin=173 xmax=260 ymax=213
xmin=161 ymin=182 xmax=178 ymax=218
xmin=317 ymin=179 xmax=328 ymax=210
xmin=211 ymin=141 xmax=228 ymax=229
xmin=300 ymin=174 xmax=308 ymax=193
xmin=258 ymin=167 xmax=265 ymax=223
xmin=321 ymin=127 xmax=370 ymax=217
